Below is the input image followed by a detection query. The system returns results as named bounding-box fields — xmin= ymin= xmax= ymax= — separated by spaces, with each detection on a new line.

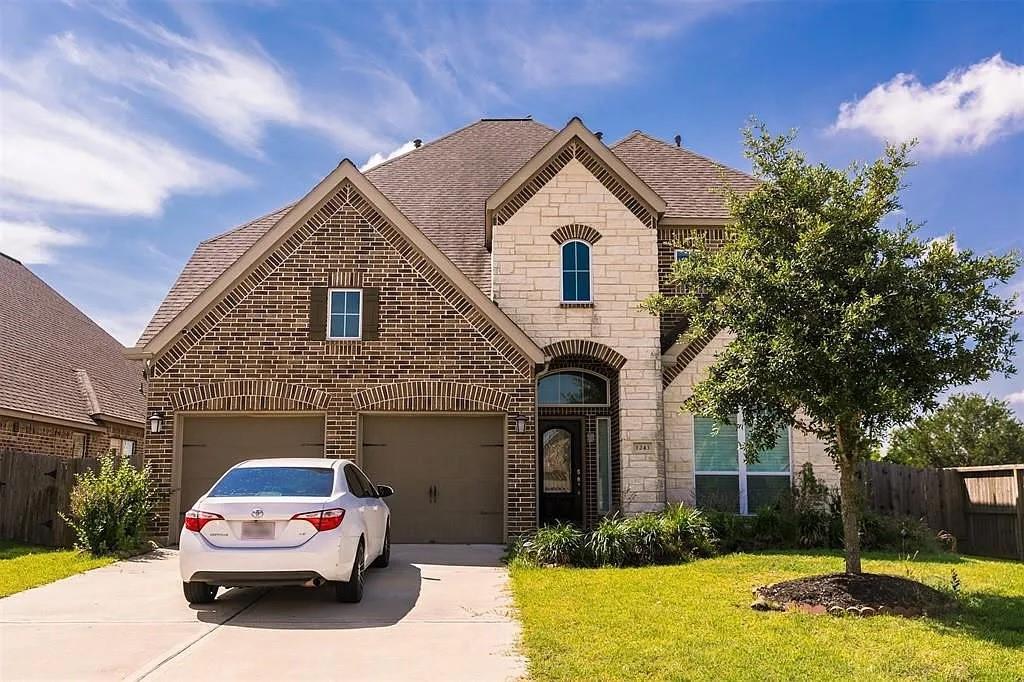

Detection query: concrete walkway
xmin=0 ymin=545 xmax=526 ymax=681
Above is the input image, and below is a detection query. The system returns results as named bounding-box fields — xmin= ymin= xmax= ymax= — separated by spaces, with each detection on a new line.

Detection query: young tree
xmin=646 ymin=124 xmax=1020 ymax=574
xmin=887 ymin=393 xmax=1024 ymax=468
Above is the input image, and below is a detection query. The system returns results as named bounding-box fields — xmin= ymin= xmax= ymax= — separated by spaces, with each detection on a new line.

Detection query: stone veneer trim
xmin=543 ymin=340 xmax=628 ymax=370
xmin=550 ymin=224 xmax=603 ymax=245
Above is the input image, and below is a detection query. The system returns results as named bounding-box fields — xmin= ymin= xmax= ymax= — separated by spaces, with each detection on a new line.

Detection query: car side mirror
xmin=377 ymin=485 xmax=395 ymax=498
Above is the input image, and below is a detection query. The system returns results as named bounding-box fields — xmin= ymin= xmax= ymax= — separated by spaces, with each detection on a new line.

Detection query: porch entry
xmin=539 ymin=419 xmax=584 ymax=526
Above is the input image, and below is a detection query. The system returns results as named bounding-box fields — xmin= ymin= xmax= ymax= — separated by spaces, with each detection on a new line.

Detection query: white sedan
xmin=179 ymin=458 xmax=392 ymax=604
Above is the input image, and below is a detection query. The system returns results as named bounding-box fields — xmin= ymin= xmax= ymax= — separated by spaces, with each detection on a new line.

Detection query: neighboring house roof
xmin=611 ymin=131 xmax=759 ymax=221
xmin=137 ymin=118 xmax=756 ymax=350
xmin=132 ymin=160 xmax=546 ymax=366
xmin=0 ymin=253 xmax=145 ymax=429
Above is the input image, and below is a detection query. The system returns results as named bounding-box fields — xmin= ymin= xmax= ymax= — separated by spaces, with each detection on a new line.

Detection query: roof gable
xmin=485 ymin=118 xmax=667 ymax=248
xmin=130 ymin=161 xmax=545 ymax=367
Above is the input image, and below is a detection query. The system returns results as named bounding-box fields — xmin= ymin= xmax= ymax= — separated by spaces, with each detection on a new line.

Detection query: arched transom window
xmin=538 ymin=370 xmax=609 ymax=406
xmin=561 ymin=240 xmax=592 ymax=302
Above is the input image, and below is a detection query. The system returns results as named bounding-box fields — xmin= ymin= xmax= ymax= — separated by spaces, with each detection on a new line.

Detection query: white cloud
xmin=89 ymin=307 xmax=157 ymax=347
xmin=0 ymin=87 xmax=246 ymax=216
xmin=1005 ymin=390 xmax=1024 ymax=405
xmin=360 ymin=141 xmax=417 ymax=171
xmin=0 ymin=219 xmax=83 ymax=264
xmin=832 ymin=54 xmax=1024 ymax=155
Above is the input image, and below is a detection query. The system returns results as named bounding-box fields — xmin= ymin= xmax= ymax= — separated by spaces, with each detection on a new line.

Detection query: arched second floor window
xmin=538 ymin=369 xmax=609 ymax=406
xmin=561 ymin=240 xmax=591 ymax=303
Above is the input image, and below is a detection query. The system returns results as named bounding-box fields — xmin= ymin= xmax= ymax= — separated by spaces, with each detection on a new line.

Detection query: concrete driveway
xmin=0 ymin=545 xmax=525 ymax=681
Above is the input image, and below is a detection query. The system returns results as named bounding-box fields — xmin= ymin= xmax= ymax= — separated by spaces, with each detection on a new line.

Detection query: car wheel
xmin=371 ymin=526 xmax=390 ymax=568
xmin=182 ymin=581 xmax=218 ymax=604
xmin=335 ymin=540 xmax=365 ymax=603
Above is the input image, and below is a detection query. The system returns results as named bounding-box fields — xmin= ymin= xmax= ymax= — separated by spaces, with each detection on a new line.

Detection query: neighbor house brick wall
xmin=492 ymin=157 xmax=664 ymax=513
xmin=663 ymin=330 xmax=838 ymax=505
xmin=143 ymin=181 xmax=536 ymax=542
xmin=0 ymin=416 xmax=143 ymax=459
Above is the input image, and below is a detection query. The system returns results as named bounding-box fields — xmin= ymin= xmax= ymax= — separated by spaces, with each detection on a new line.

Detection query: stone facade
xmin=143 ymin=181 xmax=536 ymax=541
xmin=663 ymin=330 xmax=839 ymax=506
xmin=492 ymin=157 xmax=664 ymax=513
xmin=0 ymin=415 xmax=143 ymax=460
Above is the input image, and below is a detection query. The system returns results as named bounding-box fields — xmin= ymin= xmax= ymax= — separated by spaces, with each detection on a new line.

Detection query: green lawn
xmin=0 ymin=540 xmax=114 ymax=598
xmin=510 ymin=551 xmax=1024 ymax=681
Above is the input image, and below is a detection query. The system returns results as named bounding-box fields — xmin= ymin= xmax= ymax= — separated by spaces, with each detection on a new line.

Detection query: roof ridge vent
xmin=480 ymin=116 xmax=533 ymax=121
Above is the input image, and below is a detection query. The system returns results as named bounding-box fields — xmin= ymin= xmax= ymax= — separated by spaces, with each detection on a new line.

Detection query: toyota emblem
xmin=250 ymin=508 xmax=264 ymax=519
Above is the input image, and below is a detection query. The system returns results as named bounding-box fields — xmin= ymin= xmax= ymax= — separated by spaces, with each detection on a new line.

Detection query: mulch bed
xmin=752 ymin=573 xmax=954 ymax=617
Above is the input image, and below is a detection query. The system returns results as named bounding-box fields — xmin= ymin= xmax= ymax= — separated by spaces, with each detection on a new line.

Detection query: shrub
xmin=514 ymin=522 xmax=585 ymax=566
xmin=61 ymin=453 xmax=153 ymax=555
xmin=513 ymin=506 xmax=717 ymax=568
xmin=659 ymin=504 xmax=717 ymax=559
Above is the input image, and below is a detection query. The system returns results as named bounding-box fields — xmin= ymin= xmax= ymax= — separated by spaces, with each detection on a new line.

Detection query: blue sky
xmin=2 ymin=1 xmax=1022 ymax=413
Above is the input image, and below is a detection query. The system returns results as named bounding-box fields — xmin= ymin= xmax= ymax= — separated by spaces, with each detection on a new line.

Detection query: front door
xmin=539 ymin=419 xmax=583 ymax=526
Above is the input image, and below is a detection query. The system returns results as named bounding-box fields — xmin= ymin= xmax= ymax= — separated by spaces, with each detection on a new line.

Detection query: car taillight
xmin=184 ymin=509 xmax=223 ymax=533
xmin=291 ymin=508 xmax=345 ymax=531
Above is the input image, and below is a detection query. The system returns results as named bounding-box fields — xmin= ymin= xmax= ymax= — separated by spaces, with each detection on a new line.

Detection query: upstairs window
xmin=561 ymin=240 xmax=592 ymax=303
xmin=538 ymin=370 xmax=609 ymax=406
xmin=674 ymin=249 xmax=689 ymax=261
xmin=328 ymin=289 xmax=362 ymax=340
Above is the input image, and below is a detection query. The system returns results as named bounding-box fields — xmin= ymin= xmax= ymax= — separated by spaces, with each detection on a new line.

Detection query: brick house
xmin=1 ymin=253 xmax=145 ymax=460
xmin=129 ymin=118 xmax=837 ymax=544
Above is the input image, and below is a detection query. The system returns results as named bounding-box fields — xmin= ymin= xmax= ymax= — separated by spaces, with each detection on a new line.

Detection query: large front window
xmin=561 ymin=240 xmax=591 ymax=302
xmin=538 ymin=370 xmax=608 ymax=406
xmin=694 ymin=415 xmax=791 ymax=514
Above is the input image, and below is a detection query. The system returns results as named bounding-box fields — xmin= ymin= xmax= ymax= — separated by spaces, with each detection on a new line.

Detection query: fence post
xmin=1015 ymin=468 xmax=1024 ymax=562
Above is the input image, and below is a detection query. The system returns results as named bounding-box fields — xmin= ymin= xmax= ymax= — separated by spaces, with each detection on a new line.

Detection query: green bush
xmin=512 ymin=506 xmax=717 ymax=568
xmin=513 ymin=522 xmax=585 ymax=566
xmin=61 ymin=453 xmax=153 ymax=555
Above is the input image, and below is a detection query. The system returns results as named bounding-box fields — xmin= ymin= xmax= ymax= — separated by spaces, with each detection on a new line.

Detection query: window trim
xmin=560 ymin=239 xmax=593 ymax=304
xmin=674 ymin=248 xmax=689 ymax=262
xmin=692 ymin=412 xmax=793 ymax=515
xmin=596 ymin=417 xmax=612 ymax=514
xmin=327 ymin=288 xmax=363 ymax=340
xmin=537 ymin=368 xmax=610 ymax=407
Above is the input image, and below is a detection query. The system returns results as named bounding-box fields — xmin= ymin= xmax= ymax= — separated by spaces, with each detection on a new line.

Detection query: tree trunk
xmin=837 ymin=457 xmax=862 ymax=574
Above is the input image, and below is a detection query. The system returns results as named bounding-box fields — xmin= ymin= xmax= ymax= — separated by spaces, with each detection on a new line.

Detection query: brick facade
xmin=1 ymin=415 xmax=143 ymax=460
xmin=143 ymin=181 xmax=536 ymax=542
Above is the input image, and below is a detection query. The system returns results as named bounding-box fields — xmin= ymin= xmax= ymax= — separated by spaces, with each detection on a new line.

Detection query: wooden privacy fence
xmin=860 ymin=460 xmax=1024 ymax=561
xmin=0 ymin=449 xmax=140 ymax=547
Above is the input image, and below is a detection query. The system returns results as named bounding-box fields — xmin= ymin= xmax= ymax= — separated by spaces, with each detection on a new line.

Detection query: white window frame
xmin=692 ymin=412 xmax=792 ymax=515
xmin=596 ymin=417 xmax=612 ymax=514
xmin=327 ymin=288 xmax=363 ymax=340
xmin=560 ymin=239 xmax=593 ymax=304
xmin=537 ymin=368 xmax=610 ymax=407
xmin=674 ymin=248 xmax=689 ymax=262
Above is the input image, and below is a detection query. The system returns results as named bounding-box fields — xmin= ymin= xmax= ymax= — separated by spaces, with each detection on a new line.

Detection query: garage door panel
xmin=361 ymin=415 xmax=504 ymax=544
xmin=178 ymin=416 xmax=324 ymax=540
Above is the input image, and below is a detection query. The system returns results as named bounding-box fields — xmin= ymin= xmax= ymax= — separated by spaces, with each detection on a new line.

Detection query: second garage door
xmin=178 ymin=415 xmax=325 ymax=539
xmin=361 ymin=415 xmax=504 ymax=544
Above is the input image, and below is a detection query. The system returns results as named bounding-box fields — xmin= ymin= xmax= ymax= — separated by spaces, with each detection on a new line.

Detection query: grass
xmin=510 ymin=551 xmax=1024 ymax=681
xmin=0 ymin=540 xmax=115 ymax=598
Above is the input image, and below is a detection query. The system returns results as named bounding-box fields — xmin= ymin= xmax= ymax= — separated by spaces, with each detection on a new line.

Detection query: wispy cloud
xmin=360 ymin=141 xmax=417 ymax=171
xmin=0 ymin=219 xmax=83 ymax=264
xmin=1005 ymin=389 xmax=1024 ymax=405
xmin=831 ymin=54 xmax=1024 ymax=155
xmin=0 ymin=87 xmax=245 ymax=216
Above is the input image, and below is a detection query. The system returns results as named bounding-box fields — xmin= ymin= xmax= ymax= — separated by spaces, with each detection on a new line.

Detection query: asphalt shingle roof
xmin=136 ymin=119 xmax=756 ymax=348
xmin=0 ymin=253 xmax=145 ymax=426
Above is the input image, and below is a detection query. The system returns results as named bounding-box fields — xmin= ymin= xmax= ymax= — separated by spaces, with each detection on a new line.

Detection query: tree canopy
xmin=886 ymin=393 xmax=1024 ymax=468
xmin=646 ymin=122 xmax=1021 ymax=572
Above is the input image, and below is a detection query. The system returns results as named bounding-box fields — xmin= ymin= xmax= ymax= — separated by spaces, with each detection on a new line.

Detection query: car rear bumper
xmin=179 ymin=528 xmax=360 ymax=584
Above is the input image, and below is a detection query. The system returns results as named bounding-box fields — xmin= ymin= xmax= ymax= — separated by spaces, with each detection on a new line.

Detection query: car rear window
xmin=209 ymin=467 xmax=334 ymax=497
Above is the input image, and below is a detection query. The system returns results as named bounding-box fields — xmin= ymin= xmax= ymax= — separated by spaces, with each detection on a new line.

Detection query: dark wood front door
xmin=539 ymin=419 xmax=583 ymax=526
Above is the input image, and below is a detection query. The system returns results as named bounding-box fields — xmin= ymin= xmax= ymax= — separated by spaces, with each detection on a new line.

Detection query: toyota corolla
xmin=179 ymin=458 xmax=392 ymax=604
